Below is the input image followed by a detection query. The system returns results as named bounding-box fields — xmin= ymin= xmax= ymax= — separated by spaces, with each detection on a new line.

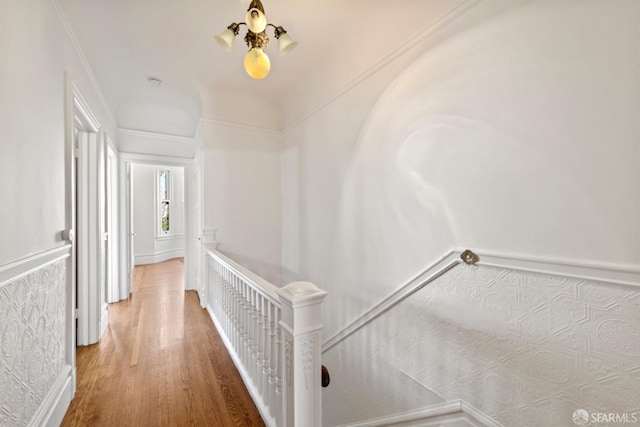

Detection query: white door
xmin=76 ymin=130 xmax=108 ymax=346
xmin=128 ymin=162 xmax=135 ymax=293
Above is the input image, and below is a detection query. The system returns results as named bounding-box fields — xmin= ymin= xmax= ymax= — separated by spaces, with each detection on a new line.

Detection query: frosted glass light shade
xmin=277 ymin=33 xmax=298 ymax=55
xmin=246 ymin=8 xmax=267 ymax=33
xmin=215 ymin=29 xmax=236 ymax=52
xmin=244 ymin=48 xmax=271 ymax=79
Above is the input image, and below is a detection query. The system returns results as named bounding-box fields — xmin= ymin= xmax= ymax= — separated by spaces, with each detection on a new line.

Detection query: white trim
xmin=323 ymin=248 xmax=640 ymax=353
xmin=119 ymin=153 xmax=197 ymax=297
xmin=134 ymin=249 xmax=185 ymax=266
xmin=322 ymin=251 xmax=461 ymax=352
xmin=119 ymin=152 xmax=195 ymax=167
xmin=337 ymin=400 xmax=502 ymax=427
xmin=470 ymin=248 xmax=640 ymax=288
xmin=206 ymin=307 xmax=277 ymax=427
xmin=0 ymin=245 xmax=71 ymax=288
xmin=118 ymin=127 xmax=196 ymax=144
xmin=28 ymin=364 xmax=74 ymax=427
xmin=460 ymin=401 xmax=505 ymax=427
xmin=72 ymin=86 xmax=101 ymax=132
xmin=338 ymin=401 xmax=462 ymax=427
xmin=200 ymin=116 xmax=282 ymax=136
xmin=156 ymin=234 xmax=185 ymax=241
xmin=50 ymin=0 xmax=116 ymax=128
xmin=207 ymin=248 xmax=280 ymax=300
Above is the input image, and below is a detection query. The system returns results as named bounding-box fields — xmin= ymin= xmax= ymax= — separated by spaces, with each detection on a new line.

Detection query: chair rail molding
xmin=322 ymin=248 xmax=640 ymax=353
xmin=0 ymin=245 xmax=71 ymax=288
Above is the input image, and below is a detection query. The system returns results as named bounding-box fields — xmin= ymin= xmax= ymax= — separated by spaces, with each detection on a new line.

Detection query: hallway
xmin=61 ymin=258 xmax=265 ymax=426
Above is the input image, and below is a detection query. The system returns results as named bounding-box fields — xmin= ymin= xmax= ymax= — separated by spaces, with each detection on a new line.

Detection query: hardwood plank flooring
xmin=61 ymin=258 xmax=265 ymax=427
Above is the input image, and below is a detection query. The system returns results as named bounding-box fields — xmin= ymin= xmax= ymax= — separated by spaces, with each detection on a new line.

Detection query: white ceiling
xmin=58 ymin=0 xmax=468 ymax=136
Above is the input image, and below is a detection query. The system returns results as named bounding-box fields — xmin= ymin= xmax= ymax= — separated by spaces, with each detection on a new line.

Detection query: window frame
xmin=156 ymin=167 xmax=172 ymax=238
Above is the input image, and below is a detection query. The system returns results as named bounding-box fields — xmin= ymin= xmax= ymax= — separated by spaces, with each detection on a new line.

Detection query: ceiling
xmin=58 ymin=0 xmax=469 ymax=136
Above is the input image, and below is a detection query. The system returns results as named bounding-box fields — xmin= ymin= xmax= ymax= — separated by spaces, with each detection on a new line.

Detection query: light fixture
xmin=215 ymin=0 xmax=298 ymax=79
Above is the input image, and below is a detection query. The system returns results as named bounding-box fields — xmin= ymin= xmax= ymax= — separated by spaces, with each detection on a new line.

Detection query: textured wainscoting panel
xmin=0 ymin=259 xmax=66 ymax=426
xmin=322 ymin=265 xmax=640 ymax=427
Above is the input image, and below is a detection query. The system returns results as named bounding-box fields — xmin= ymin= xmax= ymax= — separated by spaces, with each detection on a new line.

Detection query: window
xmin=159 ymin=169 xmax=170 ymax=234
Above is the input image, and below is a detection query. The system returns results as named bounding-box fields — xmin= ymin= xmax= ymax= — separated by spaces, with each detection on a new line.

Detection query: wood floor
xmin=61 ymin=258 xmax=265 ymax=427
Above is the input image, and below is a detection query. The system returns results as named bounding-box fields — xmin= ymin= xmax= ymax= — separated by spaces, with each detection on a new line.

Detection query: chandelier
xmin=215 ymin=0 xmax=298 ymax=80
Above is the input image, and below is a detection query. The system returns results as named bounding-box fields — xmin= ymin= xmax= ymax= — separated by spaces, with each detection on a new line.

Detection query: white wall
xmin=0 ymin=0 xmax=117 ymax=425
xmin=118 ymin=128 xmax=196 ymax=159
xmin=323 ymin=264 xmax=640 ymax=427
xmin=282 ymin=0 xmax=640 ymax=341
xmin=280 ymin=1 xmax=640 ymax=424
xmin=202 ymin=120 xmax=283 ymax=285
xmin=0 ymin=0 xmax=116 ymax=266
xmin=132 ymin=164 xmax=185 ymax=265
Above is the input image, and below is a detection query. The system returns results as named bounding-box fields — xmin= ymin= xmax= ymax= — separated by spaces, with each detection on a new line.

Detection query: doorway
xmin=130 ymin=164 xmax=186 ymax=269
xmin=119 ymin=154 xmax=198 ymax=299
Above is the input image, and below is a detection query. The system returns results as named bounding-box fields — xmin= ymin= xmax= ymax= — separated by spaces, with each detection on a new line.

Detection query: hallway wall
xmin=201 ymin=119 xmax=283 ymax=286
xmin=0 ymin=0 xmax=116 ymax=266
xmin=282 ymin=0 xmax=640 ymax=345
xmin=0 ymin=0 xmax=118 ymax=425
xmin=280 ymin=1 xmax=640 ymax=424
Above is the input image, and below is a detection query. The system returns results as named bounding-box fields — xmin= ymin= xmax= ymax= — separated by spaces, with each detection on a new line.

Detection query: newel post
xmin=277 ymin=281 xmax=327 ymax=427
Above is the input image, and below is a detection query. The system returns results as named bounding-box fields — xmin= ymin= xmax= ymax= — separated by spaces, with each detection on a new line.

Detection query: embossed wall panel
xmin=0 ymin=260 xmax=66 ymax=426
xmin=323 ymin=265 xmax=640 ymax=426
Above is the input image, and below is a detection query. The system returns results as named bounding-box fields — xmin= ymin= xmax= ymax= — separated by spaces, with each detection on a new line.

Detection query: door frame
xmin=106 ymin=140 xmax=121 ymax=303
xmin=119 ymin=153 xmax=197 ymax=296
xmin=65 ymin=77 xmax=108 ymax=380
xmin=68 ymin=78 xmax=109 ymax=349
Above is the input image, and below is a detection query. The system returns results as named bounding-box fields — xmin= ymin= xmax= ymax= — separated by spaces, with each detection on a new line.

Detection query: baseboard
xmin=134 ymin=248 xmax=184 ymax=265
xmin=338 ymin=400 xmax=502 ymax=427
xmin=28 ymin=364 xmax=74 ymax=427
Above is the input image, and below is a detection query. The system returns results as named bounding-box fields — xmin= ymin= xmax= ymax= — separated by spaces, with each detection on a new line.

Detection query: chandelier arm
xmin=268 ymin=24 xmax=287 ymax=39
xmin=226 ymin=22 xmax=246 ymax=36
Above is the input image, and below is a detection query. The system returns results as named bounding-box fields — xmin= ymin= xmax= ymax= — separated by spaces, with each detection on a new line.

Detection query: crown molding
xmin=282 ymin=0 xmax=482 ymax=134
xmin=117 ymin=127 xmax=196 ymax=143
xmin=50 ymin=0 xmax=117 ymax=130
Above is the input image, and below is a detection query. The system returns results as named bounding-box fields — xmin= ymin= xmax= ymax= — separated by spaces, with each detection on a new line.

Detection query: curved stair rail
xmin=205 ymin=248 xmax=327 ymax=427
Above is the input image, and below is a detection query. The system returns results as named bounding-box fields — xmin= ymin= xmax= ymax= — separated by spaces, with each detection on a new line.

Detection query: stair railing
xmin=205 ymin=248 xmax=327 ymax=427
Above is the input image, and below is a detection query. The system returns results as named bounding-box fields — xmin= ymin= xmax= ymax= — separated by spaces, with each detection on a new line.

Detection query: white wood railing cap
xmin=277 ymin=281 xmax=327 ymax=305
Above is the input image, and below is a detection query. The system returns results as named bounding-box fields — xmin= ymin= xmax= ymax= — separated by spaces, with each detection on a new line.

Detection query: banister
xmin=206 ymin=247 xmax=280 ymax=302
xmin=204 ymin=248 xmax=327 ymax=427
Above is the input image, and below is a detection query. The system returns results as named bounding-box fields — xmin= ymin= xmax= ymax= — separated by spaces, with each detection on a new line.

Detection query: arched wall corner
xmin=340 ymin=0 xmax=640 ymax=272
xmin=284 ymin=0 xmax=640 ymax=341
